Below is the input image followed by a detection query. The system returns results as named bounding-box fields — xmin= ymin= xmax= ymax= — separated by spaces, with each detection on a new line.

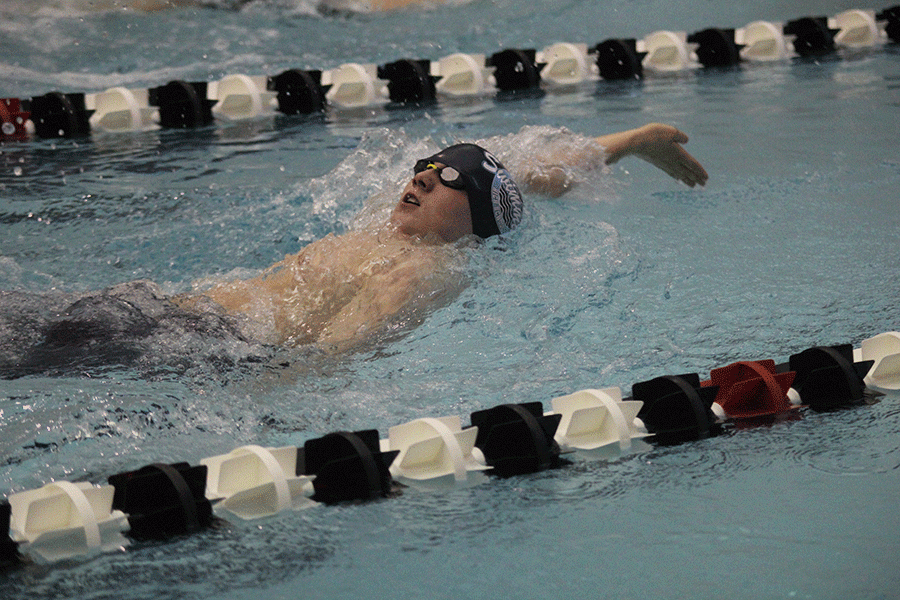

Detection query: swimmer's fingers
xmin=652 ymin=146 xmax=709 ymax=188
xmin=682 ymin=150 xmax=710 ymax=187
xmin=635 ymin=124 xmax=709 ymax=187
xmin=649 ymin=156 xmax=706 ymax=187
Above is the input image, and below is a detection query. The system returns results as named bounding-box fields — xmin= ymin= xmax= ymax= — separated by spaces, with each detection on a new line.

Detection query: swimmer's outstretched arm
xmin=596 ymin=123 xmax=708 ymax=188
xmin=521 ymin=123 xmax=708 ymax=196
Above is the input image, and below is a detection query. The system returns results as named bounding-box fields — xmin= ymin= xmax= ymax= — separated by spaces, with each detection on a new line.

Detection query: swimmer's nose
xmin=412 ymin=169 xmax=437 ymax=191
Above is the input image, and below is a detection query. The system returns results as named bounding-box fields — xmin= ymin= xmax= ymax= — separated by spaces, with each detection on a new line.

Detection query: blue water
xmin=2 ymin=1 xmax=900 ymax=599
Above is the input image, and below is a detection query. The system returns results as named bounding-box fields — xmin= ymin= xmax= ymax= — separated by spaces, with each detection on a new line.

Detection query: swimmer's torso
xmin=183 ymin=227 xmax=465 ymax=347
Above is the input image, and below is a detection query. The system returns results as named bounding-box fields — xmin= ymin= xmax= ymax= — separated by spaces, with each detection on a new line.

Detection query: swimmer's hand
xmin=520 ymin=122 xmax=708 ymax=196
xmin=598 ymin=123 xmax=709 ymax=188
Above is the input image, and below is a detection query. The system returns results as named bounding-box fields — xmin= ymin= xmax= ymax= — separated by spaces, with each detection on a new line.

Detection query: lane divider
xmin=1 ymin=333 xmax=897 ymax=565
xmin=548 ymin=387 xmax=650 ymax=453
xmin=2 ymin=6 xmax=898 ymax=140
xmin=856 ymin=331 xmax=900 ymax=389
xmin=201 ymin=445 xmax=316 ymax=520
xmin=6 ymin=481 xmax=129 ymax=563
xmin=380 ymin=416 xmax=490 ymax=484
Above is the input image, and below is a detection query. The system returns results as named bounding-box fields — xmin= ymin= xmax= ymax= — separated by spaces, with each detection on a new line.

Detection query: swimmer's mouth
xmin=402 ymin=193 xmax=420 ymax=206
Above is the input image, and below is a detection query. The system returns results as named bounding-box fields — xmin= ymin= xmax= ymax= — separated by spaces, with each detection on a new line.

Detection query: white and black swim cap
xmin=422 ymin=143 xmax=523 ymax=238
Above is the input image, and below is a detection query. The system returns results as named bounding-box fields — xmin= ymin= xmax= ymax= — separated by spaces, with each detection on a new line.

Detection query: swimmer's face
xmin=391 ymin=162 xmax=473 ymax=242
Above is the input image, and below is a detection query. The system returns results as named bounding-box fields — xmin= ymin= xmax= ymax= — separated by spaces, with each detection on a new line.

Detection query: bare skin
xmin=176 ymin=165 xmax=472 ymax=350
xmin=177 ymin=124 xmax=706 ymax=350
xmin=177 ymin=227 xmax=466 ymax=350
xmin=391 ymin=163 xmax=473 ymax=242
xmin=523 ymin=123 xmax=708 ymax=197
xmin=599 ymin=123 xmax=708 ymax=187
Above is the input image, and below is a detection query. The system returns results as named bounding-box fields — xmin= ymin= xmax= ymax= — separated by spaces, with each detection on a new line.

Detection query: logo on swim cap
xmin=481 ymin=151 xmax=523 ymax=235
xmin=490 ymin=168 xmax=523 ymax=234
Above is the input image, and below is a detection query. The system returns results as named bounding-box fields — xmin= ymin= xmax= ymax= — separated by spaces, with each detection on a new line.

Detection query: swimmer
xmin=173 ymin=123 xmax=707 ymax=351
xmin=0 ymin=123 xmax=705 ymax=377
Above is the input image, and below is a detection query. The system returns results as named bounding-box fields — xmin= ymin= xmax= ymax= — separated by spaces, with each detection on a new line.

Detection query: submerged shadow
xmin=0 ymin=281 xmax=267 ymax=380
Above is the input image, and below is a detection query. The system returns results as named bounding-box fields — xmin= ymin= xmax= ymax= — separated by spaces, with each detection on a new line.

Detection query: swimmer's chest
xmin=295 ymin=232 xmax=416 ymax=288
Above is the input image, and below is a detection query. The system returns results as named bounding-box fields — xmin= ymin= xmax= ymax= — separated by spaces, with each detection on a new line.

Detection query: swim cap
xmin=422 ymin=143 xmax=523 ymax=238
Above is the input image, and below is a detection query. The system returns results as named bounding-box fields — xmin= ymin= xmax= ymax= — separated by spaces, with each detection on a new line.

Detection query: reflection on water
xmin=1 ymin=508 xmax=338 ymax=600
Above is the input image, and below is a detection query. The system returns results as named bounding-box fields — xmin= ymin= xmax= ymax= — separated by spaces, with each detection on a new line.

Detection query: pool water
xmin=2 ymin=1 xmax=899 ymax=599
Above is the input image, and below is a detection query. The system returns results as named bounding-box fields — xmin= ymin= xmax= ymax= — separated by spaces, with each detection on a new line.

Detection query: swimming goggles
xmin=413 ymin=159 xmax=466 ymax=190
